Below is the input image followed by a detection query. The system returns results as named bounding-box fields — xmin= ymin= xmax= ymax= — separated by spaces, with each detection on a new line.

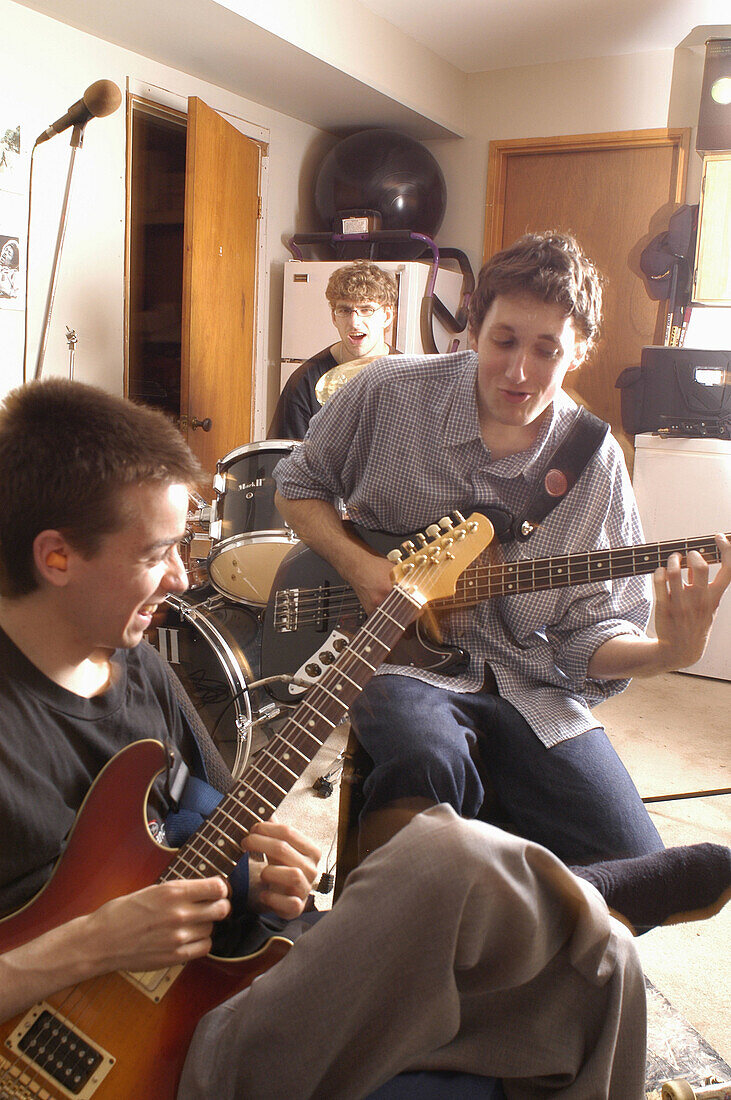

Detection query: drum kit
xmin=145 ymin=440 xmax=302 ymax=781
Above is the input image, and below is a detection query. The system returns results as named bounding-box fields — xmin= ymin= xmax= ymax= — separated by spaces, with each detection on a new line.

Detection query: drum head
xmin=147 ymin=594 xmax=261 ymax=779
xmin=208 ymin=533 xmax=296 ymax=605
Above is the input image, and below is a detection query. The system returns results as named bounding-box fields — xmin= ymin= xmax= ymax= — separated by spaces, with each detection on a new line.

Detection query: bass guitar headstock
xmin=387 ymin=511 xmax=494 ymax=605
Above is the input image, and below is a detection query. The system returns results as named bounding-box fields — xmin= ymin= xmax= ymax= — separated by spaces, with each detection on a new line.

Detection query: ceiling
xmin=357 ymin=0 xmax=729 ymax=73
xmin=13 ymin=0 xmax=730 ymax=140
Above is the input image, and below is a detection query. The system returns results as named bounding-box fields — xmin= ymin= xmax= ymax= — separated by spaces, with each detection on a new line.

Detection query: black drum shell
xmin=209 ymin=440 xmax=300 ymax=605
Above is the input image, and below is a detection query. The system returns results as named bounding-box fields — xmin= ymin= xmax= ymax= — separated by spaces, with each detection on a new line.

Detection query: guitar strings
xmin=211 ymin=544 xmax=460 ymax=842
xmin=275 ymin=534 xmax=726 ymax=629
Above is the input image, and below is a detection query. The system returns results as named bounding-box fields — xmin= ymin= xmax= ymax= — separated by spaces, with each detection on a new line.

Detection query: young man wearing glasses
xmin=269 ymin=259 xmax=400 ymax=440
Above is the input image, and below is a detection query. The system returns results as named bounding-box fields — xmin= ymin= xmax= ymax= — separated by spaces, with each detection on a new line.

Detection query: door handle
xmin=191 ymin=417 xmax=212 ymax=432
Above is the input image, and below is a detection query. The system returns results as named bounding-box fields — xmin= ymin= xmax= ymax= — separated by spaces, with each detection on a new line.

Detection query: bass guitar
xmin=0 ymin=512 xmax=492 ymax=1100
xmin=260 ymin=524 xmax=729 ymax=702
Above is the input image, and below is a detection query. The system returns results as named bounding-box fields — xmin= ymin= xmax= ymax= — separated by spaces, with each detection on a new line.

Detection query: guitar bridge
xmin=122 ymin=963 xmax=182 ymax=1002
xmin=274 ymin=588 xmax=299 ymax=632
xmin=4 ymin=1002 xmax=115 ymax=1098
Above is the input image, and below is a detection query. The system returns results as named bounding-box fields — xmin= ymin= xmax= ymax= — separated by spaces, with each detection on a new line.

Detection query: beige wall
xmin=424 ymin=49 xmax=688 ymax=276
xmin=0 ymin=0 xmax=335 ymax=426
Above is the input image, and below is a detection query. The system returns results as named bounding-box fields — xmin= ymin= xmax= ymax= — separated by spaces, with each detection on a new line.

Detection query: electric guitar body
xmin=0 ymin=739 xmax=290 ymax=1099
xmin=261 ymin=524 xmax=474 ymax=703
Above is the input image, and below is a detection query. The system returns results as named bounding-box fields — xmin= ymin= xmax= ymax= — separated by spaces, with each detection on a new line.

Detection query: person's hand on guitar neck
xmin=652 ymin=532 xmax=731 ymax=670
xmin=244 ymin=820 xmax=321 ymax=920
xmin=588 ymin=533 xmax=731 ymax=679
xmin=275 ymin=493 xmax=395 ymax=613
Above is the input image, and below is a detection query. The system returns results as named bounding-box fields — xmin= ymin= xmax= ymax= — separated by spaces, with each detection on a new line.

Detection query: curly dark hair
xmin=325 ymin=261 xmax=397 ymax=310
xmin=468 ymin=232 xmax=604 ymax=351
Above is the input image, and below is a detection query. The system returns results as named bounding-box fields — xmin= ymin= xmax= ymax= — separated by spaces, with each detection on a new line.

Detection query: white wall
xmin=0 ymin=0 xmax=335 ymax=422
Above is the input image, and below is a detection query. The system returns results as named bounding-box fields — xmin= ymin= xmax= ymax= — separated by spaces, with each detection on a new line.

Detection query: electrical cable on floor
xmin=642 ymin=787 xmax=730 ymax=804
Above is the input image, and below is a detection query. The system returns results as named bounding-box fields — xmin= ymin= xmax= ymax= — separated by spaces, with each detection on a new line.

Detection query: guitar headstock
xmin=388 ymin=512 xmax=494 ymax=605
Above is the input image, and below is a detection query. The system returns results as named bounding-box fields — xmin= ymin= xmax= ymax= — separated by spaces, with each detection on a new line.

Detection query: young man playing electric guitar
xmin=0 ymin=379 xmax=728 ymax=1100
xmin=273 ymin=231 xmax=731 ymax=864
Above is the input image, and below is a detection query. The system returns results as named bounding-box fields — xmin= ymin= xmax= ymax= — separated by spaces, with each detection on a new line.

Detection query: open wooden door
xmin=181 ymin=97 xmax=261 ymax=481
xmin=483 ymin=129 xmax=689 ymax=468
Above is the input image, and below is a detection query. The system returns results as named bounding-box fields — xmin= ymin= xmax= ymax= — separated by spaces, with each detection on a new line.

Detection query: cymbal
xmin=314 ymin=360 xmax=374 ymax=405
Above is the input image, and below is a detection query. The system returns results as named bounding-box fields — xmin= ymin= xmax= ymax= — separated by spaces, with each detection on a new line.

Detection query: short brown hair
xmin=468 ymin=232 xmax=604 ymax=351
xmin=325 ymin=261 xmax=397 ymax=310
xmin=0 ymin=379 xmax=201 ymax=597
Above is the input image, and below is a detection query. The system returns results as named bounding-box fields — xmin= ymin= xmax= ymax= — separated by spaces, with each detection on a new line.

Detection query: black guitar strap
xmin=510 ymin=406 xmax=609 ymax=542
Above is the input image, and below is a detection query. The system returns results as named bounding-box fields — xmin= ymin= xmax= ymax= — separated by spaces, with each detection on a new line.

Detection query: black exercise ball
xmin=314 ymin=129 xmax=447 ymax=259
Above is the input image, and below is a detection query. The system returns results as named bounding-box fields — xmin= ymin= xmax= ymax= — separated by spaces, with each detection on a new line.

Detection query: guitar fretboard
xmin=162 ymin=584 xmax=423 ymax=882
xmin=435 ymin=533 xmax=726 ymax=610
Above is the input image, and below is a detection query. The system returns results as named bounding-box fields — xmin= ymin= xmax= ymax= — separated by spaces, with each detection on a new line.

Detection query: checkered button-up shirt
xmin=274 ymin=351 xmax=651 ymax=747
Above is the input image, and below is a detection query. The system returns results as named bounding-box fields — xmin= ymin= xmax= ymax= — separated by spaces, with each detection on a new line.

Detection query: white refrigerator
xmin=280 ymin=259 xmax=468 ymax=387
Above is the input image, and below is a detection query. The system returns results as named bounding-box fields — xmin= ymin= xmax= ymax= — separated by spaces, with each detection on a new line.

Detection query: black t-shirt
xmin=0 ymin=627 xmax=194 ymax=916
xmin=268 ymin=345 xmax=400 ymax=441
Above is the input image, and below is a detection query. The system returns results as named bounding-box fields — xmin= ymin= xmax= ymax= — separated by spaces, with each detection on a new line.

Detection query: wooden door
xmin=181 ymin=97 xmax=261 ymax=481
xmin=483 ymin=129 xmax=689 ymax=468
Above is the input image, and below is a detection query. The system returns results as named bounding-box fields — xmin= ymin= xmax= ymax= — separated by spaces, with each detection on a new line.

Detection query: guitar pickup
xmin=4 ymin=1002 xmax=115 ymax=1098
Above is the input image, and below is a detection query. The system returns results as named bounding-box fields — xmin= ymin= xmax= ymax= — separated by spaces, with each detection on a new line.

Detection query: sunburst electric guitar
xmin=0 ymin=512 xmax=493 ymax=1100
xmin=261 ymin=526 xmax=730 ymax=701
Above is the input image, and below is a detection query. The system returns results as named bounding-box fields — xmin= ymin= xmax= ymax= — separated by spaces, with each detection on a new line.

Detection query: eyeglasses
xmin=333 ymin=305 xmax=382 ymax=319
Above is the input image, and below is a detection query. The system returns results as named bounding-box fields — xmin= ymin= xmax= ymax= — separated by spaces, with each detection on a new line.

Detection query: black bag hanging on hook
xmin=616 ymin=346 xmax=731 ymax=438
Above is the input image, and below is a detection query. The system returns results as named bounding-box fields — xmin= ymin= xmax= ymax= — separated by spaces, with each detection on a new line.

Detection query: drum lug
xmin=252 ymin=702 xmax=283 ymax=727
xmin=234 ymin=714 xmax=252 ymax=739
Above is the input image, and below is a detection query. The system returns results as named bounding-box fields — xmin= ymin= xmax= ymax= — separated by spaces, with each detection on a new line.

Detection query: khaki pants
xmin=178 ymin=805 xmax=646 ymax=1100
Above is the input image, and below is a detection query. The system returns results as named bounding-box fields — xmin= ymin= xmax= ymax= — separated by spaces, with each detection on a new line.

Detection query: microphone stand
xmin=34 ymin=121 xmax=87 ymax=381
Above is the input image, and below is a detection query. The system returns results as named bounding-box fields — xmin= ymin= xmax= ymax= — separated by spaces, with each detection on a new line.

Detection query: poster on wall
xmin=0 ymin=120 xmax=26 ymax=312
xmin=0 ymin=233 xmax=22 ymax=308
xmin=0 ymin=122 xmax=23 ymax=195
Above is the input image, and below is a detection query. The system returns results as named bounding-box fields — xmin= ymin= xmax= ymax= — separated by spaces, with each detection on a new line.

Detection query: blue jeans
xmin=350 ymin=673 xmax=663 ymax=864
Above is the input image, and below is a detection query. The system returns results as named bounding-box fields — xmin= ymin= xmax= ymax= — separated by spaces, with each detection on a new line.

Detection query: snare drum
xmin=147 ymin=593 xmax=264 ymax=779
xmin=208 ymin=440 xmax=300 ymax=605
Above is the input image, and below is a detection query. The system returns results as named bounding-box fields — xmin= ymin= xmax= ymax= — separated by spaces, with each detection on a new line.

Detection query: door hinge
xmin=178 ymin=414 xmax=189 ymax=432
xmin=257 ymin=196 xmax=262 ymax=219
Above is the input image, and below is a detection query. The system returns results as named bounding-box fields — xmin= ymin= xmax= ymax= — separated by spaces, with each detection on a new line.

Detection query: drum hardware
xmin=182 ymin=492 xmax=213 ymax=591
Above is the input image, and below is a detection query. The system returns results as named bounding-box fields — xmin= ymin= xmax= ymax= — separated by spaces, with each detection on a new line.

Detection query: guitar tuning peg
xmin=438 ymin=516 xmax=453 ymax=530
xmin=401 ymin=539 xmax=416 ymax=555
xmin=453 ymin=510 xmax=465 ymax=523
xmin=386 ymin=549 xmax=402 ymax=563
xmin=416 ymin=532 xmax=428 ymax=546
xmin=425 ymin=524 xmax=441 ymax=539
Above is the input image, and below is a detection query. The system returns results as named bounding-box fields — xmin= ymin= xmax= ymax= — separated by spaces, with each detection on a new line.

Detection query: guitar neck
xmin=163 ymin=584 xmax=423 ymax=882
xmin=434 ymin=532 xmax=727 ymax=611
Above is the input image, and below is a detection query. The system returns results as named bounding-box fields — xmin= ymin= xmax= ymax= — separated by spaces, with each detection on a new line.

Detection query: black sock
xmin=571 ymin=843 xmax=731 ymax=935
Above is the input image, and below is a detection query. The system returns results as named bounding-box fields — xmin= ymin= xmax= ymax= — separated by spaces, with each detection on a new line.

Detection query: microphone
xmin=36 ymin=80 xmax=122 ymax=145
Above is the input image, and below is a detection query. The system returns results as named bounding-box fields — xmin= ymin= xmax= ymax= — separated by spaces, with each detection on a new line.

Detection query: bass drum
xmin=147 ymin=592 xmax=264 ymax=780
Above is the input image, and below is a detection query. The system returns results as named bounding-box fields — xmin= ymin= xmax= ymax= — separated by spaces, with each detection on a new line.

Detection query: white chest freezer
xmin=632 ymin=432 xmax=731 ymax=680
